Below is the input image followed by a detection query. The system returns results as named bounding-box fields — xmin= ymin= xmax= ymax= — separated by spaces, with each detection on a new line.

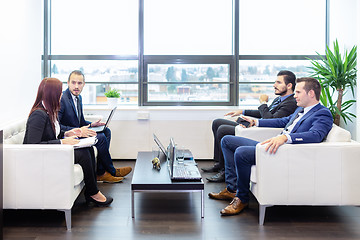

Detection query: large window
xmin=239 ymin=0 xmax=326 ymax=55
xmin=144 ymin=0 xmax=233 ymax=55
xmin=51 ymin=0 xmax=138 ymax=55
xmin=45 ymin=0 xmax=328 ymax=106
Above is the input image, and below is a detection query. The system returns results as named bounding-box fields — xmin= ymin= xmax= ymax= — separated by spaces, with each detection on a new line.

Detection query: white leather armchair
xmin=3 ymin=119 xmax=85 ymax=231
xmin=235 ymin=124 xmax=360 ymax=225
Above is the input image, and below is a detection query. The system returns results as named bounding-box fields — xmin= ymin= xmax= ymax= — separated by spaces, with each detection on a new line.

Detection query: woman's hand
xmin=65 ymin=128 xmax=82 ymax=138
xmin=61 ymin=135 xmax=80 ymax=145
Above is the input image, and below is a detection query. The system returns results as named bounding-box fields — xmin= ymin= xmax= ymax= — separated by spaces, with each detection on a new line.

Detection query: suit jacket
xmin=245 ymin=93 xmax=297 ymax=119
xmin=258 ymin=103 xmax=333 ymax=144
xmin=23 ymin=108 xmax=64 ymax=144
xmin=58 ymin=88 xmax=91 ymax=131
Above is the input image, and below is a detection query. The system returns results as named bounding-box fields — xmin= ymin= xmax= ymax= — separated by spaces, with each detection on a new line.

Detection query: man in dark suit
xmin=59 ymin=70 xmax=132 ymax=183
xmin=209 ymin=77 xmax=333 ymax=216
xmin=203 ymin=70 xmax=298 ymax=182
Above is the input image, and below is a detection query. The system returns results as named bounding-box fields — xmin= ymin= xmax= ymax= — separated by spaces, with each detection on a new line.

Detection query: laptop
xmin=153 ymin=134 xmax=168 ymax=158
xmin=153 ymin=133 xmax=194 ymax=160
xmin=89 ymin=107 xmax=117 ymax=133
xmin=167 ymin=137 xmax=202 ymax=181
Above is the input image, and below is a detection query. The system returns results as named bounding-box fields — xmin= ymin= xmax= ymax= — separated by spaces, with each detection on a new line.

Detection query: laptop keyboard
xmin=174 ymin=165 xmax=190 ymax=178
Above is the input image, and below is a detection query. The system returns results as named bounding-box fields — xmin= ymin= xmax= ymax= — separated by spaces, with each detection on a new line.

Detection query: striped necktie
xmin=75 ymin=96 xmax=81 ymax=123
xmin=269 ymin=97 xmax=281 ymax=111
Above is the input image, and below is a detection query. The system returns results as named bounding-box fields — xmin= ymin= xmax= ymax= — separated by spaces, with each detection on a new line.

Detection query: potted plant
xmin=307 ymin=39 xmax=357 ymax=126
xmin=104 ymin=88 xmax=121 ymax=108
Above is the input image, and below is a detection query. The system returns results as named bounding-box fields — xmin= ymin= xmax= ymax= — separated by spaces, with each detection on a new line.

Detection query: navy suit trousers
xmin=221 ymin=135 xmax=258 ymax=203
xmin=95 ymin=128 xmax=116 ymax=176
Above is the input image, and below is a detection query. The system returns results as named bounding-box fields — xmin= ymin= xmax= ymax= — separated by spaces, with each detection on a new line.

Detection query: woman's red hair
xmin=29 ymin=78 xmax=63 ymax=131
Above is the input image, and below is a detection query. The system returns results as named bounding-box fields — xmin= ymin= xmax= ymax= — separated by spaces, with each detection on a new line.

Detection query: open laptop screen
xmin=153 ymin=134 xmax=168 ymax=158
xmin=168 ymin=137 xmax=176 ymax=178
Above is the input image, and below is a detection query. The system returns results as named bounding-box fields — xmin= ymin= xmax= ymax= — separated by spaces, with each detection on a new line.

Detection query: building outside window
xmin=46 ymin=0 xmax=327 ymax=106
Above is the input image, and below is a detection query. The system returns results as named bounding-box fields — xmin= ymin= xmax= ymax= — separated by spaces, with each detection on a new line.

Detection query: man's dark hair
xmin=277 ymin=70 xmax=296 ymax=91
xmin=296 ymin=77 xmax=321 ymax=101
xmin=68 ymin=70 xmax=85 ymax=82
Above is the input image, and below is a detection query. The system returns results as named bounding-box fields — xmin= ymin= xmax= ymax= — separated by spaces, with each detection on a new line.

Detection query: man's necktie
xmin=75 ymin=96 xmax=81 ymax=123
xmin=269 ymin=97 xmax=281 ymax=111
xmin=284 ymin=107 xmax=304 ymax=131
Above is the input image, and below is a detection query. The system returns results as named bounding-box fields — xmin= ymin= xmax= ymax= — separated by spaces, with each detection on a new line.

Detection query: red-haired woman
xmin=23 ymin=78 xmax=113 ymax=207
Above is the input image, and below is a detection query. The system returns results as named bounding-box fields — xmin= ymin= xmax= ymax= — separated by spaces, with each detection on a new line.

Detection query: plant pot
xmin=107 ymin=97 xmax=118 ymax=108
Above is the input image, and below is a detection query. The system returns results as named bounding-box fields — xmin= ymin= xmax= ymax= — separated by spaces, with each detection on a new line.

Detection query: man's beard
xmin=275 ymin=88 xmax=287 ymax=96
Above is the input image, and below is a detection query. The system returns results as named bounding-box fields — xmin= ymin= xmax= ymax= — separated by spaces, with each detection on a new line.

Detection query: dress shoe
xmin=206 ymin=169 xmax=225 ymax=182
xmin=201 ymin=164 xmax=222 ymax=173
xmin=220 ymin=197 xmax=248 ymax=216
xmin=86 ymin=195 xmax=113 ymax=207
xmin=115 ymin=166 xmax=132 ymax=177
xmin=97 ymin=171 xmax=123 ymax=183
xmin=208 ymin=188 xmax=236 ymax=200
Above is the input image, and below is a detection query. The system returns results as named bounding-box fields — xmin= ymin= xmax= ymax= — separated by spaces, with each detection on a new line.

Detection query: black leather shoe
xmin=201 ymin=164 xmax=222 ymax=173
xmin=206 ymin=170 xmax=225 ymax=182
xmin=86 ymin=195 xmax=113 ymax=207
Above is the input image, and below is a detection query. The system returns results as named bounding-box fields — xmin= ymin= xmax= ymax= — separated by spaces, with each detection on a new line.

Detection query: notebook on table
xmin=167 ymin=137 xmax=202 ymax=182
xmin=89 ymin=107 xmax=117 ymax=133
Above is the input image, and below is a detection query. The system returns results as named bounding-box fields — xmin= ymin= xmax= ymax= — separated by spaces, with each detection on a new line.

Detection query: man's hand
xmin=224 ymin=110 xmax=243 ymax=117
xmin=261 ymin=135 xmax=288 ymax=154
xmin=80 ymin=125 xmax=97 ymax=137
xmin=259 ymin=94 xmax=269 ymax=104
xmin=239 ymin=116 xmax=256 ymax=128
xmin=91 ymin=119 xmax=105 ymax=127
xmin=61 ymin=135 xmax=80 ymax=145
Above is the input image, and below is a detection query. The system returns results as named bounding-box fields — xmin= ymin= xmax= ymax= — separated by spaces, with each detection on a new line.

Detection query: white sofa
xmin=235 ymin=124 xmax=360 ymax=225
xmin=3 ymin=118 xmax=85 ymax=231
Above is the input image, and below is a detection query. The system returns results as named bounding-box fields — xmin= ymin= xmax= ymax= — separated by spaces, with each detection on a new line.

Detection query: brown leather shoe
xmin=115 ymin=166 xmax=132 ymax=177
xmin=208 ymin=188 xmax=236 ymax=200
xmin=220 ymin=197 xmax=248 ymax=216
xmin=97 ymin=171 xmax=123 ymax=183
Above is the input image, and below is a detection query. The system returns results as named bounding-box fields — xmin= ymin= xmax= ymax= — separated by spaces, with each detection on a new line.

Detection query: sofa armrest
xmin=235 ymin=126 xmax=282 ymax=142
xmin=3 ymin=144 xmax=78 ymax=209
xmin=254 ymin=142 xmax=360 ymax=205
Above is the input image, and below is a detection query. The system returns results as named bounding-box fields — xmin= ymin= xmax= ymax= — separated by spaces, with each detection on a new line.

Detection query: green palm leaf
xmin=307 ymin=39 xmax=357 ymax=125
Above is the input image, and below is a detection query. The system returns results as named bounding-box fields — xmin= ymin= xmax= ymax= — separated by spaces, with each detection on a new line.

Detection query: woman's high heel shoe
xmin=86 ymin=195 xmax=113 ymax=207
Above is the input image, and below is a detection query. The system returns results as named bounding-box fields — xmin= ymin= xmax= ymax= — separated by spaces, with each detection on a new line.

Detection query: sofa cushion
xmin=324 ymin=124 xmax=351 ymax=142
xmin=74 ymin=164 xmax=84 ymax=186
xmin=4 ymin=119 xmax=26 ymax=144
xmin=250 ymin=165 xmax=257 ymax=183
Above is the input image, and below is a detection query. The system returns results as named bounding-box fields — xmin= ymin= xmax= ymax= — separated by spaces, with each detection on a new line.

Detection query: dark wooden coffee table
xmin=131 ymin=151 xmax=204 ymax=218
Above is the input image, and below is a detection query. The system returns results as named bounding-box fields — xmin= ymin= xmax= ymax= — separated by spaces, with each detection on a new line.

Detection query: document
xmin=73 ymin=136 xmax=98 ymax=149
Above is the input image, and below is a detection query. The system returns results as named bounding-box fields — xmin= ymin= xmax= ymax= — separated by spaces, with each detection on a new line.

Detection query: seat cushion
xmin=250 ymin=165 xmax=257 ymax=183
xmin=325 ymin=124 xmax=351 ymax=142
xmin=74 ymin=164 xmax=84 ymax=186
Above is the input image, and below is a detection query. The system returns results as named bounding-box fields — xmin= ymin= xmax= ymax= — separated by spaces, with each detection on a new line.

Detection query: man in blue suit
xmin=59 ymin=70 xmax=132 ymax=183
xmin=209 ymin=77 xmax=333 ymax=216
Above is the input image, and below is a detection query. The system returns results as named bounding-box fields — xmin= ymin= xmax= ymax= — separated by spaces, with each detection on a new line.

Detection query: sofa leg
xmin=259 ymin=205 xmax=272 ymax=225
xmin=60 ymin=209 xmax=72 ymax=231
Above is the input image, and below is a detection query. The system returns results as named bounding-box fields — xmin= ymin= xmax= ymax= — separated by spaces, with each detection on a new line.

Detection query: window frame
xmin=43 ymin=0 xmax=329 ymax=107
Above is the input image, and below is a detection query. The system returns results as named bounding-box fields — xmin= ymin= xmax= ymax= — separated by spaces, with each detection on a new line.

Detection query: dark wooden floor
xmin=3 ymin=160 xmax=360 ymax=240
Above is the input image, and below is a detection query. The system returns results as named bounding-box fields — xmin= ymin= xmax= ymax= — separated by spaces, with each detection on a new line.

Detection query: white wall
xmin=0 ymin=0 xmax=43 ymax=128
xmin=85 ymin=106 xmax=240 ymax=159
